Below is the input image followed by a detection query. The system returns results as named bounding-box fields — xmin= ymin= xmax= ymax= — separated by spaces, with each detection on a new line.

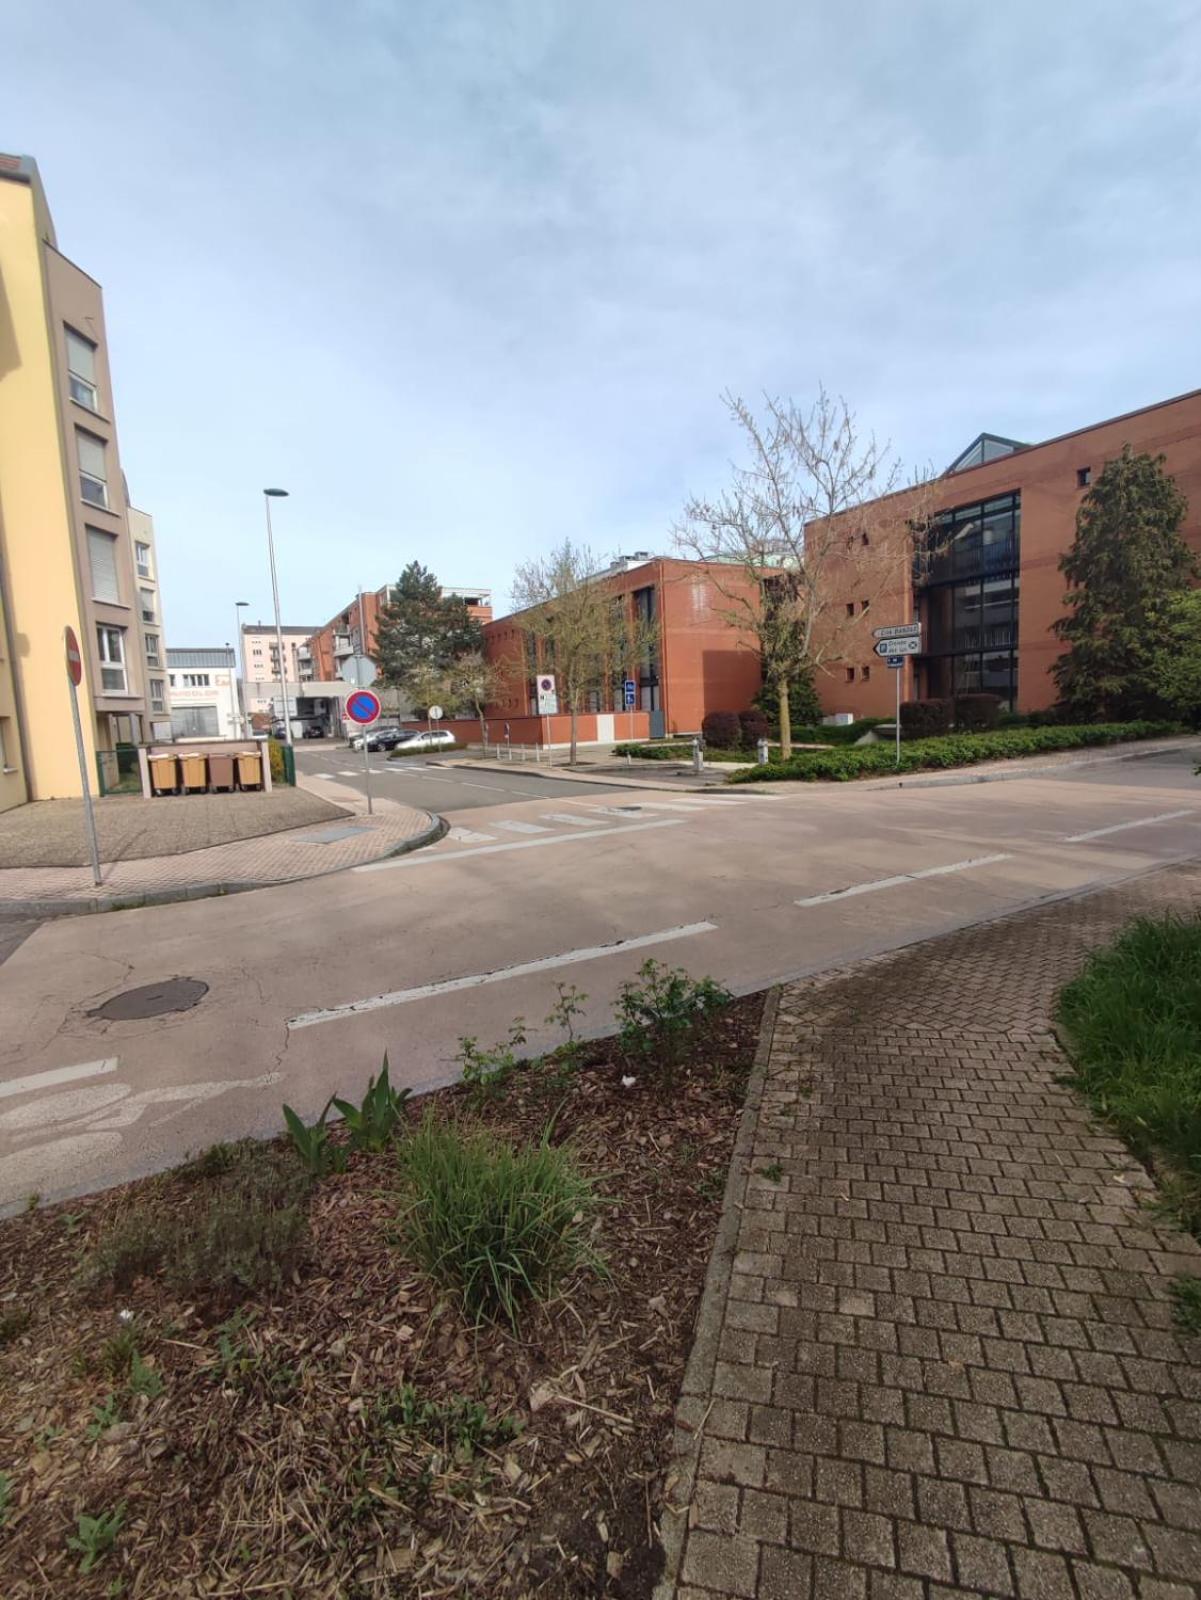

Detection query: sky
xmin=4 ymin=0 xmax=1200 ymax=649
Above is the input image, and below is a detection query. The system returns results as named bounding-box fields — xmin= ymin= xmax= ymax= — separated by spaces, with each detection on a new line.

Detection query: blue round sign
xmin=346 ymin=689 xmax=381 ymax=726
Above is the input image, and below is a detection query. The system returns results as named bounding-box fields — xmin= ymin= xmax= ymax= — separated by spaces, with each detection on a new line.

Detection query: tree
xmin=374 ymin=562 xmax=482 ymax=699
xmin=1149 ymin=591 xmax=1201 ymax=728
xmin=450 ymin=650 xmax=511 ymax=744
xmin=675 ymin=389 xmax=934 ymax=758
xmin=1053 ymin=445 xmax=1193 ymax=720
xmin=510 ymin=541 xmax=657 ymax=765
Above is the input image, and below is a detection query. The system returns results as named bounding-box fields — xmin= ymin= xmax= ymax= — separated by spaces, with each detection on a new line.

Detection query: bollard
xmin=757 ymin=736 xmax=770 ymax=765
xmin=691 ymin=736 xmax=704 ymax=775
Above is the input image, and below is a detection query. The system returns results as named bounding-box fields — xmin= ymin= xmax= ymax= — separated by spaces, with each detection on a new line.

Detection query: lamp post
xmin=263 ymin=488 xmax=293 ymax=746
xmin=232 ymin=599 xmax=248 ymax=737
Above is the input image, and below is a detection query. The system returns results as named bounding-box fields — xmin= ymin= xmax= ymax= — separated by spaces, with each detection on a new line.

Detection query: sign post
xmin=536 ymin=674 xmax=558 ymax=755
xmin=623 ymin=677 xmax=637 ymax=744
xmin=65 ymin=626 xmax=102 ymax=886
xmin=873 ymin=622 xmax=922 ymax=769
xmin=345 ymin=688 xmax=382 ymax=815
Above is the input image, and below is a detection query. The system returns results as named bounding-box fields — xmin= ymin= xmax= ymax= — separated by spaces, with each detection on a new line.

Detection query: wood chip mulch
xmin=0 ymin=992 xmax=764 ymax=1598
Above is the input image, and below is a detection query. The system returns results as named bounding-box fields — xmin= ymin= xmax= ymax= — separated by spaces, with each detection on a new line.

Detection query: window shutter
xmin=88 ymin=529 xmax=120 ymax=602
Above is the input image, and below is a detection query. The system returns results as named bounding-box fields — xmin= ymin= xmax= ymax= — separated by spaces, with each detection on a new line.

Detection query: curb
xmin=444 ymin=759 xmax=728 ymax=793
xmin=653 ymin=985 xmax=781 ymax=1600
xmin=0 ymin=812 xmax=450 ymax=919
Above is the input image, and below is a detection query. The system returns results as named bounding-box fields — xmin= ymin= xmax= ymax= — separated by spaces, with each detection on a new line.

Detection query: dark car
xmin=301 ymin=722 xmax=326 ymax=739
xmin=350 ymin=726 xmax=414 ymax=753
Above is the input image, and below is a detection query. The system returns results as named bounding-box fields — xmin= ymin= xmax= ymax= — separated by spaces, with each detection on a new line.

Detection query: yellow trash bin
xmin=236 ymin=751 xmax=263 ymax=790
xmin=180 ymin=754 xmax=208 ymax=792
xmin=150 ymin=755 xmax=179 ymax=796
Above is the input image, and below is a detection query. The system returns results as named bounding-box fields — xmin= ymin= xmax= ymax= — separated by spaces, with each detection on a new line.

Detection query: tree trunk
xmin=478 ymin=707 xmax=487 ymax=748
xmin=778 ymin=675 xmax=792 ymax=760
xmin=569 ymin=704 xmax=579 ymax=767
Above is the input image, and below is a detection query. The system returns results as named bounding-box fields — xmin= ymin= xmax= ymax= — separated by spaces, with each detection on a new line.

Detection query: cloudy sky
xmin=5 ymin=0 xmax=1200 ymax=645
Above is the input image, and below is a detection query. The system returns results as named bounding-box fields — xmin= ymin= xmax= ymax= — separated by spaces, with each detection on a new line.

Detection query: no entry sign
xmin=65 ymin=625 xmax=83 ymax=686
xmin=346 ymin=689 xmax=381 ymax=726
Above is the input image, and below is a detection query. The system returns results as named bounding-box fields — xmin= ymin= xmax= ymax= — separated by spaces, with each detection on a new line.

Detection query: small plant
xmin=182 ymin=1142 xmax=240 ymax=1180
xmin=546 ymin=983 xmax=587 ymax=1050
xmin=698 ymin=1166 xmax=727 ymax=1203
xmin=0 ymin=1471 xmax=11 ymax=1528
xmin=67 ymin=1504 xmax=125 ymax=1573
xmin=24 ymin=1192 xmax=40 ymax=1213
xmin=0 ymin=1306 xmax=30 ymax=1347
xmin=209 ymin=1310 xmax=256 ymax=1384
xmin=59 ymin=1210 xmax=86 ymax=1236
xmin=383 ymin=1383 xmax=520 ymax=1461
xmin=101 ymin=1323 xmax=142 ymax=1380
xmin=86 ymin=1395 xmax=124 ymax=1440
xmin=760 ymin=1162 xmax=784 ymax=1183
xmin=396 ymin=1113 xmax=600 ymax=1326
xmin=128 ymin=1350 xmax=163 ymax=1400
xmin=457 ymin=1021 xmax=528 ymax=1106
xmin=1170 ymin=1275 xmax=1201 ymax=1335
xmin=283 ymin=1099 xmax=347 ymax=1178
xmin=616 ymin=960 xmax=732 ymax=1078
xmin=332 ymin=1054 xmax=411 ymax=1152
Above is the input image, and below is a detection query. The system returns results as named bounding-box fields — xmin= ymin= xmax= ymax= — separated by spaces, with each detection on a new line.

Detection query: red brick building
xmin=307 ymin=584 xmax=493 ymax=684
xmin=820 ymin=389 xmax=1201 ymax=720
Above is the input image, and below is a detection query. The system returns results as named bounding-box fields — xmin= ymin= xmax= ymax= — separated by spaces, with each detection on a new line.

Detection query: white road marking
xmin=796 ymin=853 xmax=1013 ymax=907
xmin=337 ymin=770 xmax=359 ymax=777
xmin=1064 ymin=809 xmax=1199 ymax=843
xmin=447 ymin=826 xmax=496 ymax=844
xmin=588 ymin=805 xmax=666 ymax=818
xmin=287 ymin=921 xmax=718 ymax=1030
xmin=540 ymin=812 xmax=607 ymax=828
xmin=0 ymin=1058 xmax=118 ymax=1101
xmin=493 ymin=819 xmax=553 ymax=834
xmin=354 ymin=816 xmax=683 ymax=872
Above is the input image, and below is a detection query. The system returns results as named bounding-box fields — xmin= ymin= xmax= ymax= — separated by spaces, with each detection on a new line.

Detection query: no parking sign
xmin=346 ymin=689 xmax=381 ymax=726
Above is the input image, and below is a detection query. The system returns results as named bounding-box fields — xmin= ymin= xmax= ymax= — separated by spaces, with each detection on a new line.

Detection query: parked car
xmin=391 ymin=728 xmax=457 ymax=753
xmin=348 ymin=725 xmax=413 ymax=752
xmin=301 ymin=722 xmax=326 ymax=739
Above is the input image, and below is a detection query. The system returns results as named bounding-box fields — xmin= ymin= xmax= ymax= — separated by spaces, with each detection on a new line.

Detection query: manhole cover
xmin=89 ymin=978 xmax=209 ymax=1021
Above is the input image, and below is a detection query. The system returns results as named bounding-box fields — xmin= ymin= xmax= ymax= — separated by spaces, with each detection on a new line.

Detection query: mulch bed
xmin=0 ymin=993 xmax=764 ymax=1598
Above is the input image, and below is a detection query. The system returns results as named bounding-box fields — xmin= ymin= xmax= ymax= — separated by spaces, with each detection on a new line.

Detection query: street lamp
xmin=262 ymin=488 xmax=293 ymax=746
xmin=232 ymin=599 xmax=248 ymax=737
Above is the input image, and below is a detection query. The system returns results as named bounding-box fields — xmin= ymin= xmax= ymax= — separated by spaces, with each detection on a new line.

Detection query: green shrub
xmin=456 ymin=1022 xmax=528 ymax=1107
xmin=266 ymin=737 xmax=288 ymax=786
xmin=732 ymin=721 xmax=1180 ymax=783
xmin=954 ymin=693 xmax=1002 ymax=732
xmin=395 ymin=1115 xmax=599 ymax=1326
xmin=389 ymin=741 xmax=464 ymax=758
xmin=788 ymin=720 xmax=886 ymax=747
xmin=332 ymin=1055 xmax=411 ymax=1152
xmin=900 ymin=697 xmax=953 ymax=737
xmin=616 ymin=960 xmax=732 ymax=1079
xmin=701 ymin=711 xmax=742 ymax=748
xmin=739 ymin=709 xmax=771 ymax=748
xmin=612 ymin=742 xmax=693 ymax=760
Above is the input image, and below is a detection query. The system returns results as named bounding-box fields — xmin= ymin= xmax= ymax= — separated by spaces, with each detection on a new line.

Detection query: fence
xmin=95 ymin=745 xmax=141 ymax=797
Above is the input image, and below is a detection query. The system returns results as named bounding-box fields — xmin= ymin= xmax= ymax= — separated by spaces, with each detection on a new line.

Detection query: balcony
xmin=332 ymin=634 xmax=353 ymax=657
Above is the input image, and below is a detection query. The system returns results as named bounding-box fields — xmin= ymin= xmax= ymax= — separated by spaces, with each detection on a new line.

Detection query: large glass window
xmin=87 ymin=527 xmax=120 ymax=603
xmin=66 ymin=327 xmax=99 ymax=411
xmin=77 ymin=429 xmax=108 ymax=508
xmin=919 ymin=492 xmax=1019 ymax=708
xmin=97 ymin=625 xmax=127 ymax=693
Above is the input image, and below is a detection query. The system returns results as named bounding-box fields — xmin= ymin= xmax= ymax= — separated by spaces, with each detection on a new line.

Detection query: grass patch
xmin=1056 ymin=912 xmax=1201 ymax=1226
xmin=395 ymin=1115 xmax=600 ymax=1327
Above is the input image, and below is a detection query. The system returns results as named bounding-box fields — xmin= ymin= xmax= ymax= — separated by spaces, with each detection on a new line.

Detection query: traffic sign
xmin=886 ymin=654 xmax=905 ymax=669
xmin=427 ymin=704 xmax=444 ymax=721
xmin=339 ymin=655 xmax=377 ymax=688
xmin=623 ymin=678 xmax=637 ymax=709
xmin=872 ymin=621 xmax=921 ymax=641
xmin=346 ymin=689 xmax=381 ymax=725
xmin=65 ymin=625 xmax=83 ymax=686
xmin=536 ymin=674 xmax=558 ymax=715
xmin=874 ymin=636 xmax=920 ymax=657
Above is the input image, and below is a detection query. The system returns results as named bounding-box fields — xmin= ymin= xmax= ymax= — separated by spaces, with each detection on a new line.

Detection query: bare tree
xmin=676 ymin=388 xmax=934 ymax=758
xmin=511 ymin=541 xmax=657 ymax=765
xmin=449 ymin=649 xmax=511 ymax=745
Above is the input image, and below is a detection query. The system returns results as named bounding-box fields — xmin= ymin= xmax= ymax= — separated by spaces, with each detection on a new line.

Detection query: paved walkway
xmin=661 ymin=861 xmax=1201 ymax=1600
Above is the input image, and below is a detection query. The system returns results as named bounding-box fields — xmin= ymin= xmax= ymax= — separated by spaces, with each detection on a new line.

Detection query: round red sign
xmin=64 ymin=625 xmax=83 ymax=687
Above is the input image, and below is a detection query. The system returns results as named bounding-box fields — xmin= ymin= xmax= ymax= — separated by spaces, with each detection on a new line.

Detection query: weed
xmin=181 ymin=1142 xmax=241 ymax=1180
xmin=24 ymin=1192 xmax=39 ymax=1212
xmin=1171 ymin=1275 xmax=1201 ymax=1335
xmin=282 ymin=1099 xmax=347 ymax=1178
xmin=332 ymin=1054 xmax=411 ymax=1152
xmin=86 ymin=1395 xmax=124 ymax=1440
xmin=35 ymin=1423 xmax=64 ymax=1448
xmin=698 ymin=1166 xmax=727 ymax=1203
xmin=208 ymin=1310 xmax=256 ymax=1383
xmin=616 ymin=960 xmax=732 ymax=1079
xmin=59 ymin=1210 xmax=86 ymax=1236
xmin=128 ymin=1351 xmax=163 ymax=1400
xmin=396 ymin=1113 xmax=600 ymax=1326
xmin=760 ymin=1162 xmax=785 ymax=1183
xmin=0 ymin=1471 xmax=10 ymax=1528
xmin=101 ymin=1325 xmax=141 ymax=1380
xmin=457 ymin=1021 xmax=528 ymax=1107
xmin=0 ymin=1306 xmax=30 ymax=1347
xmin=381 ymin=1383 xmax=520 ymax=1462
xmin=67 ymin=1504 xmax=125 ymax=1573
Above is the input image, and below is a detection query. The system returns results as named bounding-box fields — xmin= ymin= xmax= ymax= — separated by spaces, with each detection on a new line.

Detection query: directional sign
xmin=874 ymin=636 xmax=920 ymax=657
xmin=346 ymin=689 xmax=381 ymax=726
xmin=886 ymin=654 xmax=905 ymax=669
xmin=872 ymin=621 xmax=922 ymax=641
xmin=339 ymin=655 xmax=377 ymax=689
xmin=623 ymin=678 xmax=637 ymax=709
xmin=65 ymin=625 xmax=83 ymax=686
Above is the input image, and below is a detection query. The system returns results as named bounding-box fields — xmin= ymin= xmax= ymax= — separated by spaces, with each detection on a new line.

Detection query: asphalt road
xmin=2 ymin=742 xmax=1199 ymax=1210
xmin=295 ymin=743 xmax=628 ymax=809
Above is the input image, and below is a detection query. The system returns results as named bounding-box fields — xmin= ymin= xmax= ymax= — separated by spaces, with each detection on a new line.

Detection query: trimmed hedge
xmin=730 ymin=721 xmax=1182 ymax=784
xmin=388 ymin=741 xmax=465 ymax=758
xmin=701 ymin=711 xmax=742 ymax=749
xmin=900 ymin=698 xmax=953 ymax=737
xmin=954 ymin=694 xmax=1002 ymax=733
xmin=740 ymin=709 xmax=770 ymax=747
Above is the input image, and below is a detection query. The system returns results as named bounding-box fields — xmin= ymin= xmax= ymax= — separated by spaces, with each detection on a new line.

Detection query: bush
xmin=954 ymin=693 xmax=1001 ymax=733
xmin=899 ymin=698 xmax=953 ymax=737
xmin=389 ymin=742 xmax=464 ymax=758
xmin=617 ymin=959 xmax=732 ymax=1079
xmin=701 ymin=711 xmax=742 ymax=749
xmin=612 ymin=742 xmax=694 ymax=760
xmin=396 ymin=1116 xmax=599 ymax=1326
xmin=739 ymin=709 xmax=770 ymax=748
xmin=789 ymin=720 xmax=887 ymax=747
xmin=731 ymin=721 xmax=1180 ymax=784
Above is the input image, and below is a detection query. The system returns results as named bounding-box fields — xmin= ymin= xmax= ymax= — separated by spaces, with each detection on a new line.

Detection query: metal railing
xmin=491 ymin=740 xmax=557 ymax=765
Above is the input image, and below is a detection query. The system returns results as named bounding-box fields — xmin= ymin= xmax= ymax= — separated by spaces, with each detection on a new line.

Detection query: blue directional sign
xmin=623 ymin=678 xmax=637 ymax=708
xmin=886 ymin=654 xmax=905 ymax=669
xmin=346 ymin=689 xmax=381 ymax=725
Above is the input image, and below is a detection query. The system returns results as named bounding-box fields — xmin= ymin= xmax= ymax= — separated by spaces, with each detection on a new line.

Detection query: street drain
xmin=89 ymin=977 xmax=209 ymax=1021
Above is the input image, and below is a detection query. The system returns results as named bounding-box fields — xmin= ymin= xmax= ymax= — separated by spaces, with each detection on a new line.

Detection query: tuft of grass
xmin=1056 ymin=912 xmax=1201 ymax=1226
xmin=1170 ymin=1274 xmax=1201 ymax=1335
xmin=395 ymin=1114 xmax=601 ymax=1327
xmin=377 ymin=1383 xmax=520 ymax=1462
xmin=67 ymin=1505 xmax=125 ymax=1573
xmin=760 ymin=1162 xmax=784 ymax=1184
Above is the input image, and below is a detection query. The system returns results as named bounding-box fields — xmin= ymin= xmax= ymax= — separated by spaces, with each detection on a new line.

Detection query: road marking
xmin=287 ymin=921 xmax=718 ymax=1030
xmin=354 ymin=816 xmax=683 ymax=871
xmin=493 ymin=819 xmax=553 ymax=834
xmin=796 ymin=853 xmax=1012 ymax=907
xmin=447 ymin=826 xmax=496 ymax=844
xmin=337 ymin=770 xmax=359 ymax=776
xmin=540 ymin=812 xmax=607 ymax=828
xmin=0 ymin=1058 xmax=118 ymax=1101
xmin=1064 ymin=808 xmax=1199 ymax=843
xmin=588 ymin=805 xmax=669 ymax=818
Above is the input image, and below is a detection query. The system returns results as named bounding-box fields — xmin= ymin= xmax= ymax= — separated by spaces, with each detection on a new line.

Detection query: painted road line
xmin=1064 ymin=808 xmax=1199 ymax=843
xmin=288 ymin=921 xmax=719 ymax=1030
xmin=447 ymin=826 xmax=496 ymax=844
xmin=540 ymin=812 xmax=607 ymax=828
xmin=0 ymin=1058 xmax=118 ymax=1101
xmin=354 ymin=816 xmax=683 ymax=871
xmin=796 ymin=853 xmax=1013 ymax=908
xmin=493 ymin=819 xmax=553 ymax=834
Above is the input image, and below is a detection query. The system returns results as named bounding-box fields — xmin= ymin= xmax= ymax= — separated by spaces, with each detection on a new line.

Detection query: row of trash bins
xmin=149 ymin=750 xmax=265 ymax=796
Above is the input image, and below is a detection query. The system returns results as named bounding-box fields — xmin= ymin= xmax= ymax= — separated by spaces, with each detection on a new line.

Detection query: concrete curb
xmin=653 ymin=985 xmax=781 ymax=1600
xmin=443 ymin=758 xmax=727 ymax=793
xmin=0 ymin=812 xmax=450 ymax=918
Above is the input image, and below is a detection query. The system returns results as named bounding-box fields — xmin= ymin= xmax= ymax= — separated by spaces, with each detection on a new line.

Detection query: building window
xmin=182 ymin=673 xmax=211 ymax=688
xmin=919 ymin=492 xmax=1021 ymax=709
xmin=171 ymin=705 xmax=219 ymax=738
xmin=862 ymin=664 xmax=872 ymax=682
xmin=845 ymin=666 xmax=856 ymax=683
xmin=66 ymin=327 xmax=99 ymax=411
xmin=1077 ymin=466 xmax=1091 ymax=488
xmin=861 ymin=599 xmax=870 ymax=613
xmin=846 ymin=601 xmax=855 ymax=617
xmin=144 ymin=633 xmax=160 ymax=667
xmin=139 ymin=587 xmax=156 ymax=623
xmin=135 ymin=541 xmax=152 ymax=578
xmin=87 ymin=527 xmax=120 ymax=603
xmin=150 ymin=678 xmax=166 ymax=712
xmin=97 ymin=625 xmax=127 ymax=693
xmin=77 ymin=429 xmax=108 ymax=508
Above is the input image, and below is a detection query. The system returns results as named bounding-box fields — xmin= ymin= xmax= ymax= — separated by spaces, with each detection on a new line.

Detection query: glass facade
xmin=919 ymin=492 xmax=1020 ymax=707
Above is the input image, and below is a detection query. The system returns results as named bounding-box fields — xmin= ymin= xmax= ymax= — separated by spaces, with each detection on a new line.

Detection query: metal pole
xmin=264 ymin=494 xmax=293 ymax=746
xmin=232 ymin=607 xmax=245 ymax=737
xmin=361 ymin=725 xmax=373 ymax=815
xmin=70 ymin=679 xmax=102 ymax=886
xmin=356 ymin=587 xmax=373 ymax=816
xmin=225 ymin=642 xmax=240 ymax=739
xmin=895 ymin=661 xmax=902 ymax=767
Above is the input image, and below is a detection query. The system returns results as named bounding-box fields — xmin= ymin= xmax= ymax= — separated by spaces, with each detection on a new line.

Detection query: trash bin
xmin=150 ymin=754 xmax=179 ymax=796
xmin=180 ymin=753 xmax=208 ymax=792
xmin=208 ymin=753 xmax=236 ymax=792
xmin=236 ymin=750 xmax=263 ymax=790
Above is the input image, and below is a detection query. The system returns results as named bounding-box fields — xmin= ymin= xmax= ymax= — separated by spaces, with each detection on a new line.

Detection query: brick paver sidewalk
xmin=661 ymin=862 xmax=1201 ymax=1600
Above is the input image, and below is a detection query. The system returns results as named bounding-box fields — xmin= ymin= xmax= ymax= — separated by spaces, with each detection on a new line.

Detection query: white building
xmin=166 ymin=648 xmax=239 ymax=739
xmin=127 ymin=506 xmax=172 ymax=737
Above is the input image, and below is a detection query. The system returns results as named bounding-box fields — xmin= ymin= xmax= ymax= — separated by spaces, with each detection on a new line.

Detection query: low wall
xmin=389 ymin=712 xmax=651 ymax=749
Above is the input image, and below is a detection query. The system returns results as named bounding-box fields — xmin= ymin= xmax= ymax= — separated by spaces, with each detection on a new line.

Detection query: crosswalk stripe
xmin=493 ymin=819 xmax=553 ymax=834
xmin=447 ymin=826 xmax=495 ymax=844
xmin=540 ymin=813 xmax=607 ymax=828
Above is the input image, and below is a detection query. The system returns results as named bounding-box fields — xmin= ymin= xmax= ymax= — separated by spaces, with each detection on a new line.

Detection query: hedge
xmin=388 ymin=742 xmax=465 ymax=758
xmin=729 ymin=722 xmax=1182 ymax=784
